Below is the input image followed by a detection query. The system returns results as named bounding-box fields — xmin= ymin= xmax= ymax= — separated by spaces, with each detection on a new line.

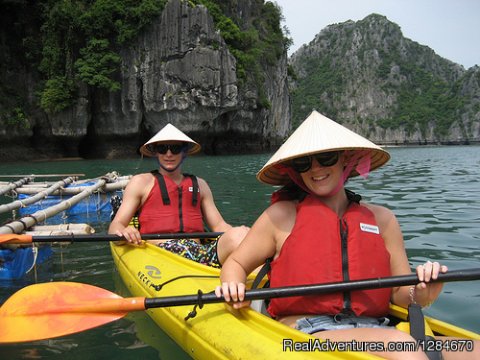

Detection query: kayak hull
xmin=111 ymin=242 xmax=479 ymax=359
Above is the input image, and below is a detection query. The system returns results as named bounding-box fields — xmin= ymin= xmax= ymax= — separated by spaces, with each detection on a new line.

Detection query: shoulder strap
xmin=184 ymin=173 xmax=199 ymax=206
xmin=345 ymin=188 xmax=362 ymax=204
xmin=151 ymin=170 xmax=170 ymax=205
xmin=251 ymin=257 xmax=272 ymax=290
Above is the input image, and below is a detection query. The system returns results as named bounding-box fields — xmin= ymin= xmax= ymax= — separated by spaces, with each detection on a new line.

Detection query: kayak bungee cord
xmin=183 ymin=288 xmax=217 ymax=321
xmin=147 ymin=273 xmax=220 ymax=320
xmin=149 ymin=274 xmax=219 ymax=292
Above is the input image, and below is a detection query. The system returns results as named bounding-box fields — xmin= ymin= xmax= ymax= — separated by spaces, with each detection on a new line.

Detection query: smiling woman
xmin=216 ymin=110 xmax=480 ymax=360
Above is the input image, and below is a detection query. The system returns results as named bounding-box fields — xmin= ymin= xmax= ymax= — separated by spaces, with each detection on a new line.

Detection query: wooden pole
xmin=0 ymin=177 xmax=77 ymax=214
xmin=14 ymin=178 xmax=130 ymax=195
xmin=0 ymin=174 xmax=85 ymax=178
xmin=0 ymin=177 xmax=32 ymax=196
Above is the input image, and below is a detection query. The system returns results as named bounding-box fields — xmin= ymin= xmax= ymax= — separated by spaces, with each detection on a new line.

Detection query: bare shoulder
xmin=265 ymin=200 xmax=297 ymax=227
xmin=123 ymin=173 xmax=155 ymax=197
xmin=267 ymin=200 xmax=297 ymax=215
xmin=128 ymin=173 xmax=154 ymax=187
xmin=258 ymin=200 xmax=297 ymax=253
xmin=361 ymin=202 xmax=398 ymax=230
xmin=195 ymin=177 xmax=212 ymax=194
xmin=195 ymin=176 xmax=208 ymax=187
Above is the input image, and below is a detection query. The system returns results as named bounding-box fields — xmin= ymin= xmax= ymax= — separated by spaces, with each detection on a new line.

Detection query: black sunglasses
xmin=150 ymin=143 xmax=186 ymax=155
xmin=288 ymin=151 xmax=340 ymax=173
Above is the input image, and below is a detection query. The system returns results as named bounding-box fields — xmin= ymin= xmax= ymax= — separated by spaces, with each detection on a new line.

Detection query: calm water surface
xmin=0 ymin=146 xmax=479 ymax=359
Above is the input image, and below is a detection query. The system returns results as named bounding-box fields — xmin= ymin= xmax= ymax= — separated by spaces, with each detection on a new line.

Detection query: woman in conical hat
xmin=109 ymin=123 xmax=248 ymax=268
xmin=257 ymin=110 xmax=390 ymax=199
xmin=215 ymin=111 xmax=470 ymax=359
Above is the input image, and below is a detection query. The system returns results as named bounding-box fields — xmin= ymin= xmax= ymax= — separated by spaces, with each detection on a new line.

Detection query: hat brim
xmin=256 ymin=111 xmax=390 ymax=185
xmin=139 ymin=123 xmax=201 ymax=157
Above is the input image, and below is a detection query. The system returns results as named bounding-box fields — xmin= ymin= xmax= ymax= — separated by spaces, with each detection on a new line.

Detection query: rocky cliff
xmin=3 ymin=7 xmax=479 ymax=162
xmin=290 ymin=14 xmax=480 ymax=145
xmin=0 ymin=0 xmax=290 ymax=161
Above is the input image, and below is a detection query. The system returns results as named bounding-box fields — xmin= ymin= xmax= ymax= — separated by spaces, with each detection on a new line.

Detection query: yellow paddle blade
xmin=0 ymin=282 xmax=145 ymax=343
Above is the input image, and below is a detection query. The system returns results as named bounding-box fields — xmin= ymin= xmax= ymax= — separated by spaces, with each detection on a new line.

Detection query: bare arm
xmin=108 ymin=174 xmax=153 ymax=244
xmin=368 ymin=203 xmax=447 ymax=307
xmin=198 ymin=177 xmax=233 ymax=232
xmin=216 ymin=201 xmax=296 ymax=307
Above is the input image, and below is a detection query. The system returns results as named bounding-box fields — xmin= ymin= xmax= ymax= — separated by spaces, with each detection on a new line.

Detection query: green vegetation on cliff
xmin=290 ymin=14 xmax=475 ymax=143
xmin=2 ymin=0 xmax=288 ymax=116
xmin=38 ymin=0 xmax=167 ymax=113
xmin=188 ymin=0 xmax=289 ymax=107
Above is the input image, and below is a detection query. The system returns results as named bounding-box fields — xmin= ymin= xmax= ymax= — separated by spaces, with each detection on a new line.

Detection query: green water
xmin=0 ymin=146 xmax=479 ymax=359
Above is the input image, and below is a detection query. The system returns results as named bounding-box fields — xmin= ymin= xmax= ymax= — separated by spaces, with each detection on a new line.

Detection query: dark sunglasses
xmin=150 ymin=143 xmax=186 ymax=155
xmin=288 ymin=151 xmax=340 ymax=173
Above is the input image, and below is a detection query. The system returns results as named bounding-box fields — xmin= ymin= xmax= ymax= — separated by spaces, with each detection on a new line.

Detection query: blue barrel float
xmin=0 ymin=246 xmax=54 ymax=280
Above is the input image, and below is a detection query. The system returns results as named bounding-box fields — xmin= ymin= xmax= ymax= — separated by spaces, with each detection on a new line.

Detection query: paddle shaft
xmin=144 ymin=268 xmax=480 ymax=308
xmin=0 ymin=232 xmax=223 ymax=244
xmin=1 ymin=268 xmax=479 ymax=344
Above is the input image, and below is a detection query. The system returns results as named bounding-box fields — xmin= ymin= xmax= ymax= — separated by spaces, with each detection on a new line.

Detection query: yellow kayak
xmin=110 ymin=242 xmax=479 ymax=359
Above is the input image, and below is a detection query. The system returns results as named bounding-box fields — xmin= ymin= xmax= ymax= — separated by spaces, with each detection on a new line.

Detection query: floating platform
xmin=0 ymin=172 xmax=130 ymax=279
xmin=0 ymin=172 xmax=130 ymax=234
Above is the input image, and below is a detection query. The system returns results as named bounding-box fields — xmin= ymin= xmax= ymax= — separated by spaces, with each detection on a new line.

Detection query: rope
xmin=16 ymin=218 xmax=29 ymax=232
xmin=4 ymin=224 xmax=16 ymax=232
xmin=150 ymin=274 xmax=219 ymax=292
xmin=25 ymin=245 xmax=39 ymax=275
xmin=150 ymin=274 xmax=220 ymax=321
xmin=184 ymin=290 xmax=209 ymax=321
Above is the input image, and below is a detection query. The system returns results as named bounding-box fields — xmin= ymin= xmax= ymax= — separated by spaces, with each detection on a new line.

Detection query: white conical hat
xmin=257 ymin=110 xmax=390 ymax=185
xmin=139 ymin=123 xmax=201 ymax=157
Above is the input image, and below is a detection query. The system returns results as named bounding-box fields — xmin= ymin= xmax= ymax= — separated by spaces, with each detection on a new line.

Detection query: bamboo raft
xmin=0 ymin=172 xmax=131 ymax=235
xmin=0 ymin=172 xmax=130 ymax=280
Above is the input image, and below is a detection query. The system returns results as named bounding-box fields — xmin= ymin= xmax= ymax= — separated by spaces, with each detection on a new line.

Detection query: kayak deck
xmin=111 ymin=242 xmax=478 ymax=359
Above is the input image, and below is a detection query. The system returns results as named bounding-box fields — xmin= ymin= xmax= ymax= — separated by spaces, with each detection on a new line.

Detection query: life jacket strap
xmin=151 ymin=170 xmax=199 ymax=207
xmin=151 ymin=170 xmax=171 ymax=205
xmin=408 ymin=303 xmax=443 ymax=360
xmin=252 ymin=257 xmax=272 ymax=290
xmin=184 ymin=173 xmax=199 ymax=206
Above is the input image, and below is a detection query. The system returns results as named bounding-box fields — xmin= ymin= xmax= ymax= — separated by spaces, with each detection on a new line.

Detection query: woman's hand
xmin=114 ymin=226 xmax=143 ymax=245
xmin=215 ymin=282 xmax=251 ymax=309
xmin=413 ymin=261 xmax=448 ymax=307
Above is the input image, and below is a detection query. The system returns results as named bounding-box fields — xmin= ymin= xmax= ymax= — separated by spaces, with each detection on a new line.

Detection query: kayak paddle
xmin=0 ymin=232 xmax=223 ymax=245
xmin=0 ymin=268 xmax=479 ymax=343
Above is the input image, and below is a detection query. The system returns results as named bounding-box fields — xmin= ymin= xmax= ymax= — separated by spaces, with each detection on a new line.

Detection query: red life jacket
xmin=138 ymin=172 xmax=204 ymax=234
xmin=267 ymin=194 xmax=392 ymax=318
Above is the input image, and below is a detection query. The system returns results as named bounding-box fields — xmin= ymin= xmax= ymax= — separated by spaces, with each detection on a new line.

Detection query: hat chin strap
xmin=326 ymin=150 xmax=372 ymax=197
xmin=158 ymin=152 xmax=187 ymax=173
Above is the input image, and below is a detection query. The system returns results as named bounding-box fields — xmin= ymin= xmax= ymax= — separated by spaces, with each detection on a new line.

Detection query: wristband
xmin=409 ymin=285 xmax=417 ymax=304
xmin=409 ymin=285 xmax=433 ymax=308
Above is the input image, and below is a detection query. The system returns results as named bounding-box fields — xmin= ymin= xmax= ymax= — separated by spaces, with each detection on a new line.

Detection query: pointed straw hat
xmin=139 ymin=123 xmax=201 ymax=157
xmin=257 ymin=110 xmax=390 ymax=185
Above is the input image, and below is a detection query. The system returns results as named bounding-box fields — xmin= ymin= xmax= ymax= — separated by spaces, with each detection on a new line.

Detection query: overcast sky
xmin=273 ymin=0 xmax=479 ymax=69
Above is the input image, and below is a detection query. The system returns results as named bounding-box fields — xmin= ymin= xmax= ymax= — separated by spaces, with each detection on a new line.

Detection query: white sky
xmin=273 ymin=0 xmax=479 ymax=69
